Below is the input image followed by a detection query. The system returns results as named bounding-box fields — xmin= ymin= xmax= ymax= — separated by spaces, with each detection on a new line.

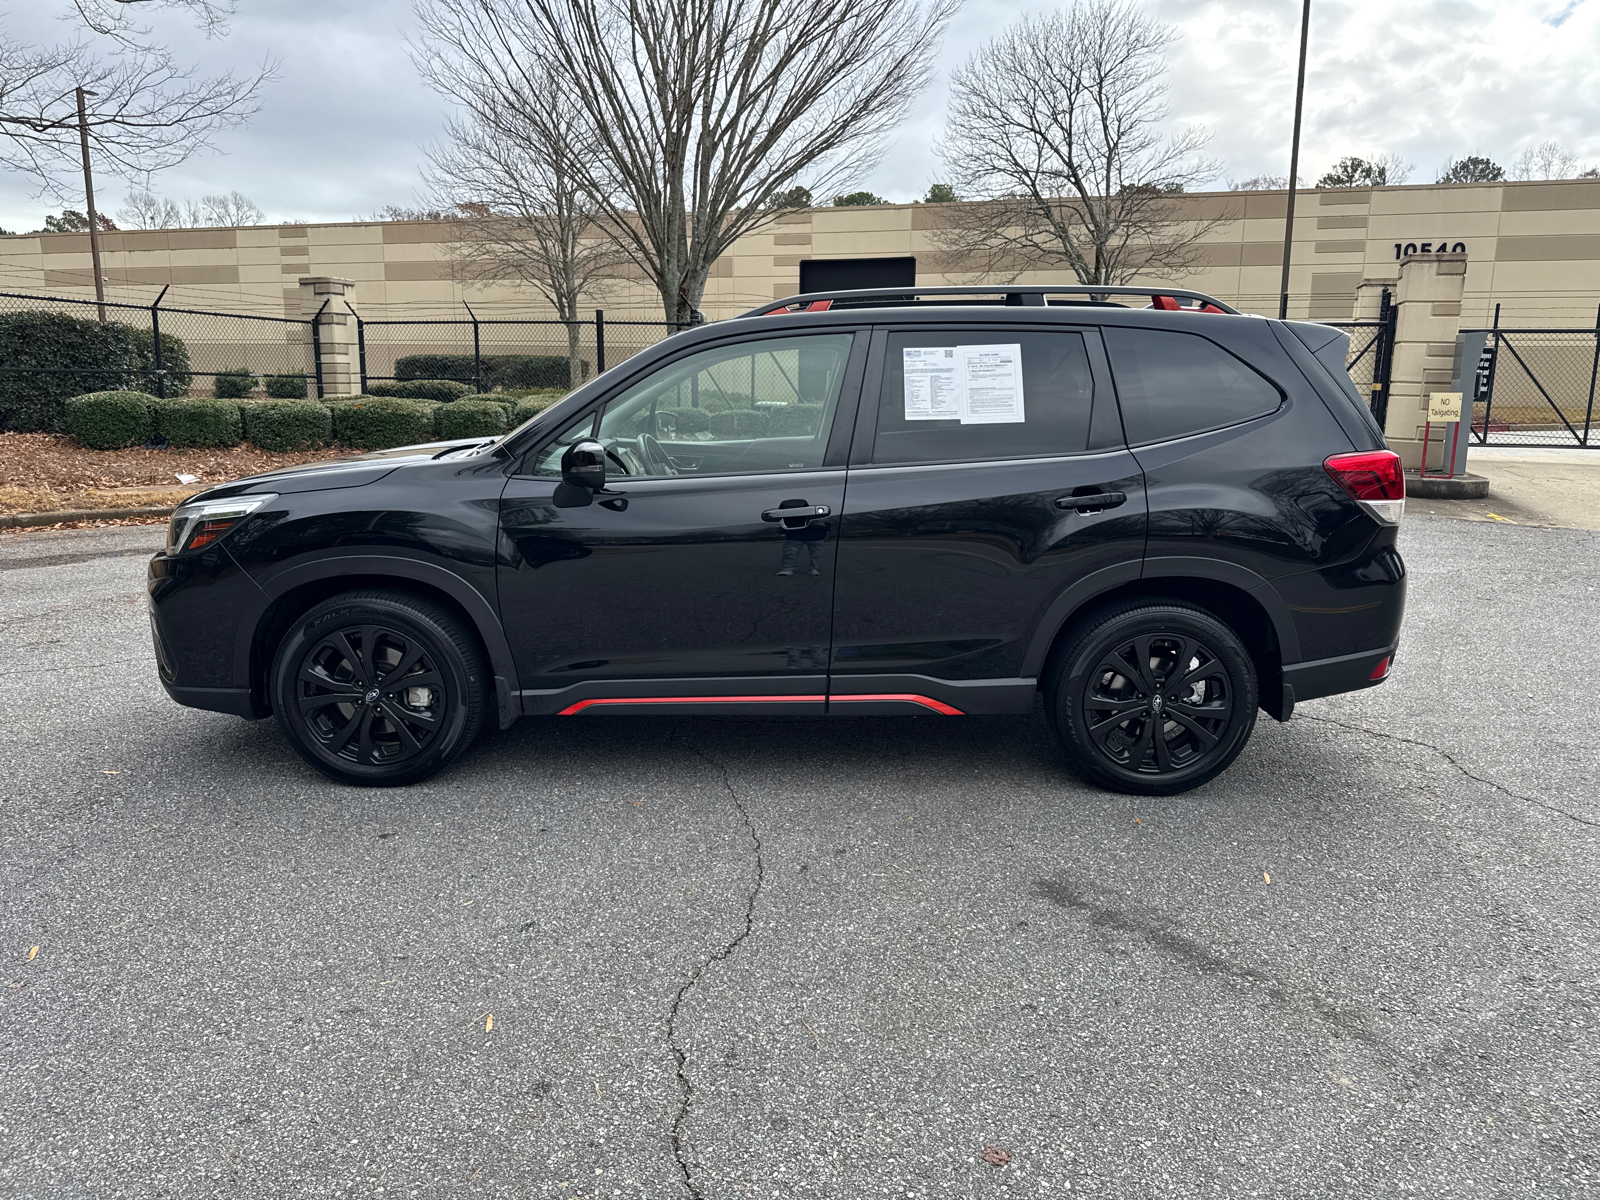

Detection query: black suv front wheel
xmin=1048 ymin=601 xmax=1258 ymax=795
xmin=270 ymin=590 xmax=488 ymax=787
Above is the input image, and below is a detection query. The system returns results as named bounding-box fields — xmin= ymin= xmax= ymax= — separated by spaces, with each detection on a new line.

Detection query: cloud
xmin=2 ymin=0 xmax=1596 ymax=233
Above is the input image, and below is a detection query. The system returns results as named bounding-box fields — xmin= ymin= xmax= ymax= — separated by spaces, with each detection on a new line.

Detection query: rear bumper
xmin=1282 ymin=645 xmax=1396 ymax=705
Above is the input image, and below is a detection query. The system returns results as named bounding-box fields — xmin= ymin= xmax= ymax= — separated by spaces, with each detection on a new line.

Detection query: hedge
xmin=128 ymin=328 xmax=193 ymax=396
xmin=264 ymin=373 xmax=308 ymax=399
xmin=332 ymin=397 xmax=436 ymax=451
xmin=157 ymin=398 xmax=243 ymax=448
xmin=0 ymin=310 xmax=192 ymax=433
xmin=765 ymin=403 xmax=825 ymax=437
xmin=709 ymin=409 xmax=767 ymax=438
xmin=212 ymin=369 xmax=256 ymax=399
xmin=64 ymin=391 xmax=156 ymax=450
xmin=368 ymin=378 xmax=471 ymax=403
xmin=666 ymin=407 xmax=711 ymax=436
xmin=394 ymin=353 xmax=587 ymax=390
xmin=244 ymin=399 xmax=331 ymax=452
xmin=436 ymin=399 xmax=509 ymax=440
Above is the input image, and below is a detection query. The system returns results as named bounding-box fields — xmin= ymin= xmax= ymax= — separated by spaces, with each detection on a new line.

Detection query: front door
xmin=829 ymin=325 xmax=1148 ymax=715
xmin=498 ymin=329 xmax=864 ymax=716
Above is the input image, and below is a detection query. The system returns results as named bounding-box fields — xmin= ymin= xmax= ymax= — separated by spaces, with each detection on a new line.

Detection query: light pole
xmin=1277 ymin=0 xmax=1311 ymax=321
xmin=74 ymin=86 xmax=107 ymax=322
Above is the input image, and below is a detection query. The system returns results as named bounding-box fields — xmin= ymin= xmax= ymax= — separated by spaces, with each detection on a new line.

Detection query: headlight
xmin=166 ymin=493 xmax=277 ymax=555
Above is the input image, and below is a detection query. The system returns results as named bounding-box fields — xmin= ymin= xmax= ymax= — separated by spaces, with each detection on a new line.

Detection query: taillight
xmin=1324 ymin=450 xmax=1405 ymax=525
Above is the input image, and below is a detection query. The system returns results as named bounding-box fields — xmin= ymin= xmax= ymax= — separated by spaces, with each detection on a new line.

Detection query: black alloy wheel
xmin=1047 ymin=601 xmax=1258 ymax=795
xmin=271 ymin=590 xmax=487 ymax=787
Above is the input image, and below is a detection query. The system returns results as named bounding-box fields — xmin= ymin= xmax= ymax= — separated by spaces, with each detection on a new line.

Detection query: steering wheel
xmin=638 ymin=432 xmax=677 ymax=476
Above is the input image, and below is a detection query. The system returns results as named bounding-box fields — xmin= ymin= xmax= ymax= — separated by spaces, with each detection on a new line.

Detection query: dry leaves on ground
xmin=0 ymin=433 xmax=348 ymax=513
xmin=982 ymin=1146 xmax=1013 ymax=1167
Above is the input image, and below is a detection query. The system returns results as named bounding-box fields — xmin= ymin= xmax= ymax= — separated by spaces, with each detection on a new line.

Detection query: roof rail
xmin=741 ymin=284 xmax=1240 ymax=318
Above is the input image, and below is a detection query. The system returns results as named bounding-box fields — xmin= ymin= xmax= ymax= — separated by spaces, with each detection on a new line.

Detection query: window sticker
xmin=902 ymin=346 xmax=962 ymax=420
xmin=901 ymin=344 xmax=1026 ymax=424
xmin=959 ymin=344 xmax=1024 ymax=424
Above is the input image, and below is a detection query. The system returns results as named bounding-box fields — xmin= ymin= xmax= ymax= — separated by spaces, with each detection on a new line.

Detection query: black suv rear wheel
xmin=1047 ymin=601 xmax=1258 ymax=795
xmin=270 ymin=590 xmax=488 ymax=787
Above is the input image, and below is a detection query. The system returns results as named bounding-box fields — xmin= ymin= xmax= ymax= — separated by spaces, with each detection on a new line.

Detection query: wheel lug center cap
xmin=1150 ymin=695 xmax=1164 ymax=713
xmin=364 ymin=689 xmax=379 ymax=705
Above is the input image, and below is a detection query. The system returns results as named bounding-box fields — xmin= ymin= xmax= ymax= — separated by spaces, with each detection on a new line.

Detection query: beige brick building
xmin=2 ymin=178 xmax=1598 ymax=326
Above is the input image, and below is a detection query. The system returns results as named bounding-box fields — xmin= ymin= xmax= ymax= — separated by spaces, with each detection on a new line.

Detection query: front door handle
xmin=762 ymin=503 xmax=831 ymax=527
xmin=1055 ymin=491 xmax=1127 ymax=514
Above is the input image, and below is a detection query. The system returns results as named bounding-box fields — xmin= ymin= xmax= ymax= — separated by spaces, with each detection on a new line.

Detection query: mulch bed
xmin=0 ymin=432 xmax=348 ymax=495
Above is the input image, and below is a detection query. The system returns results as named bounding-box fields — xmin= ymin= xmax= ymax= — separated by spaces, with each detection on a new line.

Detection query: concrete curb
xmin=1406 ymin=471 xmax=1490 ymax=500
xmin=0 ymin=506 xmax=175 ymax=530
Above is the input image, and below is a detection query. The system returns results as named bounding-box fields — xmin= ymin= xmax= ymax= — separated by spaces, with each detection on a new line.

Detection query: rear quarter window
xmin=1103 ymin=327 xmax=1283 ymax=445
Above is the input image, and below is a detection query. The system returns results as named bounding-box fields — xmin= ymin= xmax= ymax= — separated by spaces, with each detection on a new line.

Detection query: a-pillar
xmin=297 ymin=276 xmax=359 ymax=397
xmin=1384 ymin=252 xmax=1466 ymax=469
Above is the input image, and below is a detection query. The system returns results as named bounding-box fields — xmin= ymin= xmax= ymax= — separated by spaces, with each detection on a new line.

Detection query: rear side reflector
xmin=1324 ymin=450 xmax=1405 ymax=525
xmin=1369 ymin=656 xmax=1392 ymax=680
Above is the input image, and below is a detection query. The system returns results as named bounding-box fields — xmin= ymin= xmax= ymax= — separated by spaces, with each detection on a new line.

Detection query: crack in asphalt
xmin=667 ymin=734 xmax=766 ymax=1199
xmin=1299 ymin=714 xmax=1598 ymax=828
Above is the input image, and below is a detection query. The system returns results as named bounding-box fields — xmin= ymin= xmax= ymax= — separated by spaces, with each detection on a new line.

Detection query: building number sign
xmin=1394 ymin=241 xmax=1467 ymax=258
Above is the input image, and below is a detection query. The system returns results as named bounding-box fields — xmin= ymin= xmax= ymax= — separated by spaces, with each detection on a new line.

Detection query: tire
xmin=270 ymin=590 xmax=488 ymax=787
xmin=1045 ymin=600 xmax=1258 ymax=796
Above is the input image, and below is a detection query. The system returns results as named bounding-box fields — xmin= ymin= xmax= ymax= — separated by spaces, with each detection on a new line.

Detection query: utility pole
xmin=1277 ymin=0 xmax=1311 ymax=321
xmin=75 ymin=86 xmax=107 ymax=322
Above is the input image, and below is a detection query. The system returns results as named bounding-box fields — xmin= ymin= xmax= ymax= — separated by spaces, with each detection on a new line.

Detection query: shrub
xmin=157 ymin=397 xmax=243 ymax=448
xmin=394 ymin=354 xmax=477 ymax=384
xmin=436 ymin=399 xmax=509 ymax=440
xmin=709 ymin=408 xmax=767 ymax=438
xmin=212 ymin=369 xmax=256 ymax=399
xmin=765 ymin=403 xmax=825 ymax=437
xmin=0 ymin=311 xmax=138 ymax=432
xmin=368 ymin=378 xmax=472 ymax=403
xmin=332 ymin=397 xmax=435 ymax=451
xmin=245 ymin=399 xmax=331 ymax=452
xmin=488 ymin=355 xmax=587 ymax=390
xmin=458 ymin=392 xmax=514 ymax=411
xmin=665 ymin=407 xmax=711 ymax=436
xmin=392 ymin=353 xmax=589 ymax=390
xmin=64 ymin=390 xmax=155 ymax=450
xmin=128 ymin=328 xmax=193 ymax=396
xmin=510 ymin=394 xmax=566 ymax=425
xmin=264 ymin=373 xmax=308 ymax=400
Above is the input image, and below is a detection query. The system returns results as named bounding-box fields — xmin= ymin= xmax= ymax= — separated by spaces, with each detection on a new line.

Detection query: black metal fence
xmin=0 ymin=291 xmax=685 ymax=415
xmin=355 ymin=310 xmax=685 ymax=393
xmin=1469 ymin=305 xmax=1600 ymax=447
xmin=0 ymin=289 xmax=319 ymax=400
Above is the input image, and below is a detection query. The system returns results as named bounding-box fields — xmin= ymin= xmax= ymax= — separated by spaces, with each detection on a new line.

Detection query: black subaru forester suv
xmin=148 ymin=285 xmax=1406 ymax=794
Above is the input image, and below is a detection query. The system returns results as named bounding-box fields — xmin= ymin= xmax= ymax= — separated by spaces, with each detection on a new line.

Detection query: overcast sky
xmin=3 ymin=0 xmax=1598 ymax=232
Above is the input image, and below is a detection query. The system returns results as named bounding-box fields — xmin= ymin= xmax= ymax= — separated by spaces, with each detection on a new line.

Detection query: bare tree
xmin=411 ymin=41 xmax=629 ymax=387
xmin=412 ymin=0 xmax=954 ymax=325
xmin=934 ymin=2 xmax=1222 ymax=287
xmin=0 ymin=1 xmax=272 ymax=200
xmin=1227 ymin=174 xmax=1300 ymax=191
xmin=1513 ymin=140 xmax=1580 ymax=180
xmin=116 ymin=190 xmax=183 ymax=227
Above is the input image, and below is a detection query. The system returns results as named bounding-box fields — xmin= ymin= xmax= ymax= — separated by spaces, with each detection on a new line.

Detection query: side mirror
xmin=561 ymin=439 xmax=607 ymax=492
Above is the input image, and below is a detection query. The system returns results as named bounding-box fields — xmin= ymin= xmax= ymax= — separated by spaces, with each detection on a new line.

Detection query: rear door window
xmin=1102 ymin=327 xmax=1282 ymax=445
xmin=874 ymin=330 xmax=1095 ymax=464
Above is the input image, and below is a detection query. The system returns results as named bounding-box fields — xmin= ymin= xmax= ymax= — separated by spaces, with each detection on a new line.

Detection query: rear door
xmin=828 ymin=324 xmax=1147 ymax=715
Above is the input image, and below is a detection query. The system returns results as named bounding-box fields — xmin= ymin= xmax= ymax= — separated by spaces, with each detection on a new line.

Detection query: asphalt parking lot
xmin=2 ymin=513 xmax=1597 ymax=1199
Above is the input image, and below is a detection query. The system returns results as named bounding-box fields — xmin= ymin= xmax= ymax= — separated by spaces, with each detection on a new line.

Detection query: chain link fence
xmin=1473 ymin=320 xmax=1600 ymax=447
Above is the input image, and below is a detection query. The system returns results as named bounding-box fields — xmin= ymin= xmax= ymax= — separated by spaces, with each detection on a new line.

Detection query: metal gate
xmin=1467 ymin=305 xmax=1600 ymax=447
xmin=1326 ymin=289 xmax=1397 ymax=426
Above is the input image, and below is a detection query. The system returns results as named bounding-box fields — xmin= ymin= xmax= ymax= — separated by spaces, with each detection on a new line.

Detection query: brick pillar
xmin=297 ymin=276 xmax=359 ymax=397
xmin=1384 ymin=252 xmax=1466 ymax=469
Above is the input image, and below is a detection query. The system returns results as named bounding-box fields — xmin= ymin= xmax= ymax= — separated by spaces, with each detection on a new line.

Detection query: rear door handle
xmin=762 ymin=503 xmax=831 ymax=525
xmin=1055 ymin=491 xmax=1127 ymax=513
